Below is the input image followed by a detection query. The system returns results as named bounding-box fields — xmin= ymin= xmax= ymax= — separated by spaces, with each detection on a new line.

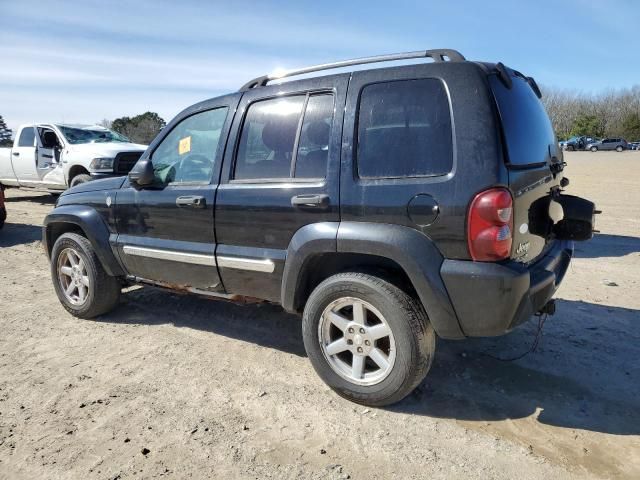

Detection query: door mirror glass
xmin=128 ymin=158 xmax=155 ymax=187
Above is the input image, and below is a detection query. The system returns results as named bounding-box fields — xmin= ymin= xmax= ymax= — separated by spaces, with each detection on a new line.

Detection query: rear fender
xmin=337 ymin=222 xmax=464 ymax=339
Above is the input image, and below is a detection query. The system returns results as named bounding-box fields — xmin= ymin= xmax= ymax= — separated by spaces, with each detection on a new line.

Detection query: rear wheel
xmin=70 ymin=174 xmax=92 ymax=188
xmin=302 ymin=272 xmax=435 ymax=406
xmin=590 ymin=146 xmax=598 ymax=152
xmin=51 ymin=233 xmax=121 ymax=318
xmin=616 ymin=145 xmax=623 ymax=152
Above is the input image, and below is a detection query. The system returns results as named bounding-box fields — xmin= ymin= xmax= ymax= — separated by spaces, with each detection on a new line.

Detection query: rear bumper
xmin=440 ymin=240 xmax=573 ymax=337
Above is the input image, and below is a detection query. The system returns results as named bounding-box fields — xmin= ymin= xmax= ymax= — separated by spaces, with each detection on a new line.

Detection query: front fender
xmin=337 ymin=222 xmax=464 ymax=339
xmin=43 ymin=205 xmax=125 ymax=277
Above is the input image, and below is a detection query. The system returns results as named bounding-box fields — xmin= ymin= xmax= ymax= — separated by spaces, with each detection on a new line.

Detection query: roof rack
xmin=239 ymin=49 xmax=466 ymax=91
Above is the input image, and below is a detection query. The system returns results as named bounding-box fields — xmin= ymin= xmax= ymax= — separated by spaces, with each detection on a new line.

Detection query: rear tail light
xmin=467 ymin=188 xmax=513 ymax=261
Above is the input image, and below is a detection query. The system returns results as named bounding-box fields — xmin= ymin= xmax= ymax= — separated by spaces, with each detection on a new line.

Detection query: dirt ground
xmin=0 ymin=151 xmax=638 ymax=480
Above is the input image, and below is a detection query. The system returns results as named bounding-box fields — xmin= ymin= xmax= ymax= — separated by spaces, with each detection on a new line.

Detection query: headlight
xmin=90 ymin=157 xmax=114 ymax=171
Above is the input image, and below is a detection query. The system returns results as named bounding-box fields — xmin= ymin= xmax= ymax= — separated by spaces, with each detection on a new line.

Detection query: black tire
xmin=616 ymin=146 xmax=623 ymax=152
xmin=567 ymin=145 xmax=575 ymax=151
xmin=70 ymin=174 xmax=92 ymax=188
xmin=590 ymin=146 xmax=598 ymax=152
xmin=51 ymin=232 xmax=121 ymax=318
xmin=0 ymin=206 xmax=6 ymax=230
xmin=302 ymin=272 xmax=436 ymax=407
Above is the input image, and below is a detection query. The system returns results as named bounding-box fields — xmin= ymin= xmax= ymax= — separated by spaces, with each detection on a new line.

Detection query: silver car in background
xmin=586 ymin=138 xmax=628 ymax=152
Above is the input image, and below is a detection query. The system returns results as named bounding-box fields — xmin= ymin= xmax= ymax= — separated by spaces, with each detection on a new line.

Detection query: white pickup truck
xmin=0 ymin=124 xmax=147 ymax=191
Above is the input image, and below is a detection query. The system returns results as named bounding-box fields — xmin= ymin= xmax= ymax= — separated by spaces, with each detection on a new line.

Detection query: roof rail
xmin=239 ymin=49 xmax=466 ymax=91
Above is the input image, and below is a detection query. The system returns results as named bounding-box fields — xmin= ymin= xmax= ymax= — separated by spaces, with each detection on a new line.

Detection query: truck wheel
xmin=302 ymin=272 xmax=436 ymax=407
xmin=51 ymin=232 xmax=121 ymax=319
xmin=70 ymin=174 xmax=91 ymax=188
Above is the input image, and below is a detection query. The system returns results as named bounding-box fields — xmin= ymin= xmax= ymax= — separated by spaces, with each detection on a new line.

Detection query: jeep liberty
xmin=43 ymin=50 xmax=596 ymax=406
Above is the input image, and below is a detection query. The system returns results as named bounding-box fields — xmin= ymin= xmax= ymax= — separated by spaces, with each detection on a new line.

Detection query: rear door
xmin=114 ymin=96 xmax=238 ymax=291
xmin=11 ymin=126 xmax=38 ymax=183
xmin=215 ymin=75 xmax=347 ymax=301
xmin=489 ymin=72 xmax=563 ymax=263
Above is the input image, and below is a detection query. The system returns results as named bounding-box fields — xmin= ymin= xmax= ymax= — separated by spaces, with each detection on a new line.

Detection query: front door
xmin=12 ymin=126 xmax=38 ymax=183
xmin=214 ymin=75 xmax=348 ymax=301
xmin=114 ymin=96 xmax=239 ymax=291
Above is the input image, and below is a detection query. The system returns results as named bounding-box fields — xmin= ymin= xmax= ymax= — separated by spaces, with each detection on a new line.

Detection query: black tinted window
xmin=357 ymin=79 xmax=452 ymax=178
xmin=235 ymin=96 xmax=305 ymax=180
xmin=18 ymin=127 xmax=35 ymax=147
xmin=490 ymin=74 xmax=556 ymax=166
xmin=295 ymin=94 xmax=334 ymax=178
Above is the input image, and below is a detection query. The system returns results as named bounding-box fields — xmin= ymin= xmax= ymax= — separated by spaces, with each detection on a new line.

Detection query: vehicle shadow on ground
xmin=573 ymin=233 xmax=640 ymax=258
xmin=4 ymin=194 xmax=57 ymax=205
xmin=99 ymin=286 xmax=307 ymax=357
xmin=99 ymin=290 xmax=639 ymax=436
xmin=393 ymin=299 xmax=640 ymax=436
xmin=0 ymin=222 xmax=43 ymax=247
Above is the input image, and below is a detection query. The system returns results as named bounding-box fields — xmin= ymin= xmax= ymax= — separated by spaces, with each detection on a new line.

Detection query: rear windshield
xmin=490 ymin=74 xmax=556 ymax=166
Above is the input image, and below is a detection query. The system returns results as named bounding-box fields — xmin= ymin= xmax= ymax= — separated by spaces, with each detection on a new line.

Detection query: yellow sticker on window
xmin=178 ymin=136 xmax=191 ymax=155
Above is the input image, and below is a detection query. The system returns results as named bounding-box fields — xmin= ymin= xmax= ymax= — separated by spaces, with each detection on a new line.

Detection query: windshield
xmin=56 ymin=125 xmax=131 ymax=144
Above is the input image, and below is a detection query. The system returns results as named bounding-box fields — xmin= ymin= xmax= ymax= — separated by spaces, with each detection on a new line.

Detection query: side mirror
xmin=128 ymin=158 xmax=154 ymax=188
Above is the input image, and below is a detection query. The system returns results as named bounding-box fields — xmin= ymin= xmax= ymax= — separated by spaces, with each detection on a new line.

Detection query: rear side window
xmin=234 ymin=93 xmax=334 ymax=180
xmin=490 ymin=74 xmax=556 ymax=166
xmin=295 ymin=94 xmax=334 ymax=178
xmin=357 ymin=79 xmax=453 ymax=179
xmin=18 ymin=127 xmax=36 ymax=147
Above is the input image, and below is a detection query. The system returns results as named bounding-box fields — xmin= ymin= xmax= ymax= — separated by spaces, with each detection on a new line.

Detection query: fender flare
xmin=281 ymin=222 xmax=339 ymax=313
xmin=337 ymin=222 xmax=464 ymax=339
xmin=43 ymin=205 xmax=125 ymax=277
xmin=281 ymin=221 xmax=465 ymax=340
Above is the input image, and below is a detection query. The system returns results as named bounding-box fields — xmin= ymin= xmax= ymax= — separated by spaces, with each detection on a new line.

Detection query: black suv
xmin=44 ymin=49 xmax=595 ymax=406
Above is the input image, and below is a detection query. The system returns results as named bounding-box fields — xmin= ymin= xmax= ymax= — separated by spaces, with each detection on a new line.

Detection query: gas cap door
xmin=407 ymin=194 xmax=439 ymax=228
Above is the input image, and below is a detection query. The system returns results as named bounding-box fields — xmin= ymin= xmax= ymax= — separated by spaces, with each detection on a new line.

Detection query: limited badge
xmin=179 ymin=136 xmax=191 ymax=155
xmin=106 ymin=195 xmax=112 ymax=207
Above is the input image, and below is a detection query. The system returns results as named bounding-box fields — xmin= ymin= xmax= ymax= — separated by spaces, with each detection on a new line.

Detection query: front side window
xmin=151 ymin=107 xmax=228 ymax=184
xmin=234 ymin=93 xmax=334 ymax=180
xmin=18 ymin=127 xmax=36 ymax=147
xmin=357 ymin=79 xmax=453 ymax=178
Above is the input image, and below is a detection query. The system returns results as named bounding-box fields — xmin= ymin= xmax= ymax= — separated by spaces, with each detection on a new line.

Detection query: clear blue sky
xmin=1 ymin=0 xmax=638 ymax=132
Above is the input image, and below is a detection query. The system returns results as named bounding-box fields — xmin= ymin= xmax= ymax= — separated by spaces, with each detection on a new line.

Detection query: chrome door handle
xmin=291 ymin=194 xmax=330 ymax=210
xmin=176 ymin=195 xmax=206 ymax=208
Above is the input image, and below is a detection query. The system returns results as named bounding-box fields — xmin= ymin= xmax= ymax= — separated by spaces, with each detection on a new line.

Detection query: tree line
xmin=542 ymin=85 xmax=640 ymax=141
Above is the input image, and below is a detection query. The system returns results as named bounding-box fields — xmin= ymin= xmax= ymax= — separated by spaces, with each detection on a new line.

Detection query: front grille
xmin=114 ymin=152 xmax=143 ymax=174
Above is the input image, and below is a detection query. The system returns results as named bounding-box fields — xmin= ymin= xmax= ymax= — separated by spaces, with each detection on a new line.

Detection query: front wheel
xmin=51 ymin=233 xmax=121 ymax=318
xmin=616 ymin=146 xmax=623 ymax=152
xmin=590 ymin=146 xmax=598 ymax=152
xmin=302 ymin=272 xmax=436 ymax=407
xmin=69 ymin=174 xmax=92 ymax=188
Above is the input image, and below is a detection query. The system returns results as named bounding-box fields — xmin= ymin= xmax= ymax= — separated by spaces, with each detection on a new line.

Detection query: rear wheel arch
xmin=282 ymin=221 xmax=465 ymax=339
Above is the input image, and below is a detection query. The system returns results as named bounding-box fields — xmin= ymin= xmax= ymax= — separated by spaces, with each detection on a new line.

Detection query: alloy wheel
xmin=57 ymin=247 xmax=90 ymax=305
xmin=318 ymin=297 xmax=396 ymax=386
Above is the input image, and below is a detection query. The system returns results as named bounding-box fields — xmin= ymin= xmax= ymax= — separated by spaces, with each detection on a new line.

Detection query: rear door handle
xmin=291 ymin=194 xmax=330 ymax=210
xmin=176 ymin=195 xmax=206 ymax=208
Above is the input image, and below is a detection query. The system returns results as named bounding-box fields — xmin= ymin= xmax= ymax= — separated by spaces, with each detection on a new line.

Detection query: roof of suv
xmin=239 ymin=49 xmax=467 ymax=91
